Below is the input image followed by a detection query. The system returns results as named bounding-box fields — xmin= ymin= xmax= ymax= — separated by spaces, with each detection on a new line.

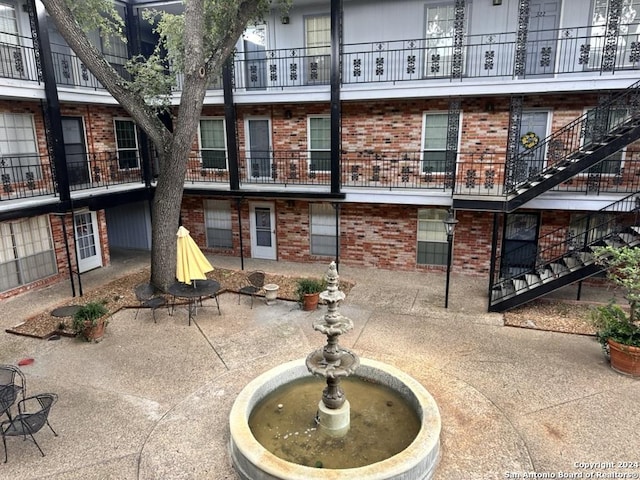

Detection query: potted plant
xmin=72 ymin=301 xmax=109 ymax=343
xmin=591 ymin=245 xmax=640 ymax=376
xmin=295 ymin=278 xmax=325 ymax=311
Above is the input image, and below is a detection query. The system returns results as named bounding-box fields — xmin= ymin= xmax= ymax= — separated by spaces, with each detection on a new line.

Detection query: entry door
xmin=249 ymin=202 xmax=277 ymax=260
xmin=526 ymin=0 xmax=561 ymax=76
xmin=502 ymin=213 xmax=540 ymax=278
xmin=75 ymin=211 xmax=103 ymax=272
xmin=62 ymin=117 xmax=89 ymax=186
xmin=515 ymin=111 xmax=549 ymax=183
xmin=243 ymin=25 xmax=267 ymax=89
xmin=246 ymin=118 xmax=272 ymax=178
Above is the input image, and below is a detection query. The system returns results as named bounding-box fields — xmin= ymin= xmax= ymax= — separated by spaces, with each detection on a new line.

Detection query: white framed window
xmin=582 ymin=107 xmax=626 ymax=175
xmin=421 ymin=113 xmax=448 ymax=174
xmin=114 ymin=119 xmax=140 ymax=170
xmin=305 ymin=15 xmax=330 ymax=84
xmin=308 ymin=116 xmax=331 ymax=172
xmin=310 ymin=203 xmax=336 ymax=256
xmin=199 ymin=118 xmax=227 ymax=169
xmin=424 ymin=2 xmax=467 ymax=77
xmin=0 ymin=112 xmax=41 ymax=181
xmin=0 ymin=215 xmax=57 ymax=292
xmin=568 ymin=213 xmax=616 ymax=249
xmin=417 ymin=208 xmax=448 ymax=265
xmin=590 ymin=0 xmax=640 ymax=69
xmin=205 ymin=199 xmax=233 ymax=248
xmin=0 ymin=2 xmax=24 ymax=78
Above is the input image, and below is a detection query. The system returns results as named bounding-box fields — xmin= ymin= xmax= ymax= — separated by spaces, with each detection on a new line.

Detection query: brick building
xmin=1 ymin=0 xmax=639 ymax=311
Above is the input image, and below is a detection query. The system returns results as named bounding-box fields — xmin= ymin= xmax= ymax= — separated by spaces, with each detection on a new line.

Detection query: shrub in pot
xmin=591 ymin=246 xmax=640 ymax=376
xmin=72 ymin=301 xmax=109 ymax=342
xmin=295 ymin=278 xmax=325 ymax=311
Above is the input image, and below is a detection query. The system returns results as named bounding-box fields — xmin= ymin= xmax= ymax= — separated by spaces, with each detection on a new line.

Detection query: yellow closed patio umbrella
xmin=176 ymin=226 xmax=213 ymax=285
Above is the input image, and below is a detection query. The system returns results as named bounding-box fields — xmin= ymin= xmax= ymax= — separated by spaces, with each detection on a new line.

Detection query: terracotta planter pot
xmin=302 ymin=292 xmax=320 ymax=311
xmin=82 ymin=318 xmax=107 ymax=343
xmin=607 ymin=339 xmax=640 ymax=377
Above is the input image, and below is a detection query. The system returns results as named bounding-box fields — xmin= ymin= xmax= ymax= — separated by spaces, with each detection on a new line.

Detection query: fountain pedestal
xmin=317 ymin=399 xmax=350 ymax=437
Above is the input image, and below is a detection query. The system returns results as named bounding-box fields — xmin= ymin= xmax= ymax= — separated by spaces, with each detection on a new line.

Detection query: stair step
xmin=563 ymin=256 xmax=582 ymax=271
xmin=619 ymin=232 xmax=640 ymax=246
xmin=539 ymin=268 xmax=555 ymax=283
xmin=631 ymin=226 xmax=640 ymax=235
xmin=512 ymin=278 xmax=528 ymax=293
xmin=576 ymin=251 xmax=594 ymax=265
xmin=550 ymin=262 xmax=569 ymax=276
xmin=525 ymin=273 xmax=541 ymax=286
xmin=604 ymin=237 xmax=625 ymax=248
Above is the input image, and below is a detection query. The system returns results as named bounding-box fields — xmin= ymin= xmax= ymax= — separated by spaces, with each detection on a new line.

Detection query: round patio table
xmin=167 ymin=279 xmax=221 ymax=325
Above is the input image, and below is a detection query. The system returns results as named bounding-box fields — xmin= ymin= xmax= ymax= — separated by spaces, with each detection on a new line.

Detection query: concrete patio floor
xmin=0 ymin=251 xmax=638 ymax=479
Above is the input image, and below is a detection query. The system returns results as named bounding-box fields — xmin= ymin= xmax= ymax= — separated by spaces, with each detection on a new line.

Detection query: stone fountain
xmin=229 ymin=262 xmax=441 ymax=479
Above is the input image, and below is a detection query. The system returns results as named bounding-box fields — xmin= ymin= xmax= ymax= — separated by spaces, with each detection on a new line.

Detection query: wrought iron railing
xmin=455 ymin=150 xmax=640 ymax=197
xmin=490 ymin=192 xmax=640 ymax=297
xmin=0 ymin=37 xmax=40 ymax=82
xmin=5 ymin=22 xmax=639 ymax=89
xmin=505 ymin=79 xmax=640 ymax=193
xmin=0 ymin=155 xmax=56 ymax=201
xmin=67 ymin=151 xmax=145 ymax=192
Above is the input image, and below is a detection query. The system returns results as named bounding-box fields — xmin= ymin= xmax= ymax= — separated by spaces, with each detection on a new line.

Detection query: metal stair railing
xmin=489 ymin=192 xmax=640 ymax=311
xmin=504 ymin=80 xmax=640 ymax=211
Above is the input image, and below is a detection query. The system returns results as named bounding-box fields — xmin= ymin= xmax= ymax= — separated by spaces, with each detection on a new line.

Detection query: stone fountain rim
xmin=229 ymin=357 xmax=441 ymax=480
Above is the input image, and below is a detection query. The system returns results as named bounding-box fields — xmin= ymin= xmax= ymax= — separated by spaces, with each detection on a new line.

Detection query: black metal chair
xmin=134 ymin=283 xmax=168 ymax=323
xmin=1 ymin=393 xmax=58 ymax=463
xmin=0 ymin=365 xmax=26 ymax=422
xmin=238 ymin=271 xmax=265 ymax=309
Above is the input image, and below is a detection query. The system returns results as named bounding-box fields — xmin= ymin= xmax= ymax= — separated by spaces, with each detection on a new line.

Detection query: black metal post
xmin=236 ymin=197 xmax=244 ymax=270
xmin=445 ymin=233 xmax=453 ymax=309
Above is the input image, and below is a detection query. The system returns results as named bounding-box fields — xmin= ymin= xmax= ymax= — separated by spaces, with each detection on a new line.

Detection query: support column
xmin=29 ymin=0 xmax=70 ymax=201
xmin=446 ymin=98 xmax=461 ymax=191
xmin=330 ymin=0 xmax=342 ymax=194
xmin=506 ymin=96 xmax=524 ymax=192
xmin=514 ymin=0 xmax=530 ymax=77
xmin=223 ymin=58 xmax=240 ymax=190
xmin=602 ymin=0 xmax=623 ymax=72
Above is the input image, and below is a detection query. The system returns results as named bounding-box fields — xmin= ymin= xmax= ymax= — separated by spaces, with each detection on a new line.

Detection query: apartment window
xmin=417 ymin=209 xmax=448 ymax=265
xmin=583 ymin=107 xmax=626 ymax=175
xmin=310 ymin=203 xmax=336 ymax=256
xmin=305 ymin=15 xmax=330 ymax=84
xmin=205 ymin=199 xmax=233 ymax=248
xmin=590 ymin=0 xmax=639 ymax=69
xmin=199 ymin=119 xmax=227 ymax=169
xmin=0 ymin=216 xmax=57 ymax=292
xmin=0 ymin=113 xmax=41 ymax=182
xmin=422 ymin=113 xmax=448 ymax=173
xmin=425 ymin=3 xmax=467 ymax=77
xmin=0 ymin=2 xmax=23 ymax=78
xmin=308 ymin=116 xmax=331 ymax=172
xmin=114 ymin=119 xmax=139 ymax=169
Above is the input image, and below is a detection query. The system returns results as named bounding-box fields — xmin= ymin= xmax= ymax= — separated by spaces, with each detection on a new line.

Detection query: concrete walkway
xmin=0 ymin=251 xmax=638 ymax=479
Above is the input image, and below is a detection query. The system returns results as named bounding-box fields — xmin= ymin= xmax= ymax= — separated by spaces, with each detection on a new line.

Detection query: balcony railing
xmin=454 ymin=150 xmax=640 ymax=197
xmin=67 ymin=151 xmax=145 ymax=192
xmin=6 ymin=22 xmax=638 ymax=90
xmin=0 ymin=155 xmax=56 ymax=201
xmin=0 ymin=37 xmax=40 ymax=82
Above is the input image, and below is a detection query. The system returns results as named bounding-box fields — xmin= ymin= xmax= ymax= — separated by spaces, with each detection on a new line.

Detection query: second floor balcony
xmin=3 ymin=21 xmax=639 ymax=96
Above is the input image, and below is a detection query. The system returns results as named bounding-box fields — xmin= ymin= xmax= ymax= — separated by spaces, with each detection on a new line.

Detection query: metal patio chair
xmin=238 ymin=271 xmax=265 ymax=309
xmin=0 ymin=365 xmax=26 ymax=422
xmin=1 ymin=393 xmax=58 ymax=463
xmin=134 ymin=283 xmax=168 ymax=323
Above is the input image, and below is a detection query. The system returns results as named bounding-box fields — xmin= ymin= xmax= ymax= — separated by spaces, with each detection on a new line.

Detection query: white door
xmin=75 ymin=211 xmax=103 ymax=272
xmin=249 ymin=202 xmax=276 ymax=260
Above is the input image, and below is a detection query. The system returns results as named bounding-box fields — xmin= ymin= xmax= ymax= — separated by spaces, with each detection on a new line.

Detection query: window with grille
xmin=308 ymin=116 xmax=331 ymax=172
xmin=305 ymin=15 xmax=330 ymax=84
xmin=417 ymin=208 xmax=448 ymax=265
xmin=590 ymin=0 xmax=640 ymax=69
xmin=114 ymin=119 xmax=139 ymax=169
xmin=568 ymin=213 xmax=617 ymax=249
xmin=199 ymin=119 xmax=227 ymax=169
xmin=424 ymin=3 xmax=467 ymax=77
xmin=205 ymin=199 xmax=233 ymax=248
xmin=310 ymin=203 xmax=336 ymax=256
xmin=0 ymin=112 xmax=41 ymax=182
xmin=0 ymin=215 xmax=57 ymax=292
xmin=422 ymin=113 xmax=448 ymax=174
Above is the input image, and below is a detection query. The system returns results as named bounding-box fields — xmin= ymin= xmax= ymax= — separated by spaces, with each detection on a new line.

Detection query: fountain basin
xmin=229 ymin=358 xmax=441 ymax=480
